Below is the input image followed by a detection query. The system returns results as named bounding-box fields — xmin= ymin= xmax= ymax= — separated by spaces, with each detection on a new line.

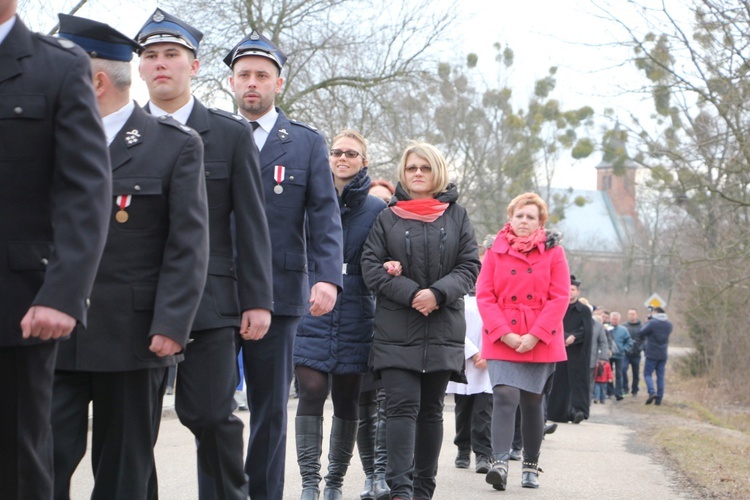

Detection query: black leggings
xmin=295 ymin=365 xmax=362 ymax=421
xmin=491 ymin=385 xmax=545 ymax=460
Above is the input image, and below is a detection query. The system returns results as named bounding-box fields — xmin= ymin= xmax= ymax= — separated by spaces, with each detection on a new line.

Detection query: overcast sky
xmin=20 ymin=0 xmax=677 ymax=190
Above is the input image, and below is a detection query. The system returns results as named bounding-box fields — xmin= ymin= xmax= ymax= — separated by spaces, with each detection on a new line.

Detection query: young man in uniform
xmin=135 ymin=9 xmax=273 ymax=499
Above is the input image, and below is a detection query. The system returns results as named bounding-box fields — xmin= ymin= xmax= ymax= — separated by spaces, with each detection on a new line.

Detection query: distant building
xmin=547 ymin=153 xmax=640 ymax=256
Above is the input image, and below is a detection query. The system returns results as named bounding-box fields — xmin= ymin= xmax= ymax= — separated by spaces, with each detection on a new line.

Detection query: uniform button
xmin=511 ymin=296 xmax=517 ymax=301
xmin=527 ymin=268 xmax=533 ymax=273
xmin=159 ymin=115 xmax=168 ymax=120
xmin=511 ymin=269 xmax=516 ymax=275
xmin=205 ymin=171 xmax=211 ymax=177
xmin=134 ymin=185 xmax=141 ymax=191
xmin=527 ymin=294 xmax=532 ymax=300
xmin=40 ymin=258 xmax=49 ymax=266
xmin=511 ymin=319 xmax=517 ymax=325
xmin=289 ymin=175 xmax=295 ymax=180
xmin=86 ymin=298 xmax=91 ymax=308
xmin=13 ymin=107 xmax=23 ymax=115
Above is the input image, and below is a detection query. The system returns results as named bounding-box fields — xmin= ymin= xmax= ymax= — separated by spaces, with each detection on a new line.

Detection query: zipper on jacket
xmin=422 ymin=223 xmax=429 ymax=372
xmin=438 ymin=227 xmax=446 ymax=277
xmin=405 ymin=230 xmax=412 ymax=268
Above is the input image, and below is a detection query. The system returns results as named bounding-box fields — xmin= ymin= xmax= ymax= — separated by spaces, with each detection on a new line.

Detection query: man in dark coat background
xmin=226 ymin=30 xmax=344 ymax=500
xmin=51 ymin=15 xmax=208 ymax=500
xmin=547 ymin=275 xmax=593 ymax=423
xmin=136 ymin=10 xmax=273 ymax=499
xmin=0 ymin=2 xmax=112 ymax=497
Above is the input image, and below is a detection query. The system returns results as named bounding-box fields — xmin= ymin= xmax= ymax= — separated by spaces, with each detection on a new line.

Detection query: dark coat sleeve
xmin=32 ymin=43 xmax=111 ymax=325
xmin=361 ymin=212 xmax=421 ymax=306
xmin=303 ymin=132 xmax=344 ymax=290
xmin=231 ymin=123 xmax=273 ymax=312
xmin=149 ymin=134 xmax=208 ymax=346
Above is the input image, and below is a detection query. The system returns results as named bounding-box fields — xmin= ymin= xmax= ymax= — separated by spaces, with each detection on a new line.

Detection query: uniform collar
xmin=148 ymin=95 xmax=195 ymax=125
xmin=102 ymin=100 xmax=135 ymax=145
xmin=0 ymin=15 xmax=16 ymax=46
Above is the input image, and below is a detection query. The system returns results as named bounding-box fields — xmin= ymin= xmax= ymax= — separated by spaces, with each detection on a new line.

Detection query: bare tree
xmin=160 ymin=0 xmax=457 ymax=128
xmin=600 ymin=0 xmax=750 ymax=395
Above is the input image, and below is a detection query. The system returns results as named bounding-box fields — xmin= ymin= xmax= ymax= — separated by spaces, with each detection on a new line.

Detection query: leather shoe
xmin=572 ymin=411 xmax=585 ymax=424
xmin=646 ymin=394 xmax=656 ymax=405
xmin=508 ymin=449 xmax=522 ymax=461
xmin=475 ymin=454 xmax=491 ymax=474
xmin=543 ymin=423 xmax=558 ymax=435
xmin=455 ymin=450 xmax=470 ymax=469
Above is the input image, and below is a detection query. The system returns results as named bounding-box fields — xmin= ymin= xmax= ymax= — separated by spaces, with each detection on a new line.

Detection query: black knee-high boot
xmin=356 ymin=402 xmax=376 ymax=500
xmin=323 ymin=417 xmax=358 ymax=500
xmin=296 ymin=416 xmax=324 ymax=500
xmin=372 ymin=393 xmax=390 ymax=500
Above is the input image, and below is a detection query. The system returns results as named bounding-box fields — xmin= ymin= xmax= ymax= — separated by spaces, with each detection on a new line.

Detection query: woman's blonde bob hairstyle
xmin=506 ymin=192 xmax=549 ymax=227
xmin=397 ymin=141 xmax=450 ymax=197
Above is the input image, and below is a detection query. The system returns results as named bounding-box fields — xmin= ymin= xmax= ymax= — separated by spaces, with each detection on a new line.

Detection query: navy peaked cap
xmin=223 ymin=30 xmax=287 ymax=70
xmin=58 ymin=14 xmax=142 ymax=62
xmin=135 ymin=8 xmax=203 ymax=55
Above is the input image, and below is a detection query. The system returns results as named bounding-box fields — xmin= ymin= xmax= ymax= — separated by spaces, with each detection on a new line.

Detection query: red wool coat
xmin=476 ymin=234 xmax=569 ymax=363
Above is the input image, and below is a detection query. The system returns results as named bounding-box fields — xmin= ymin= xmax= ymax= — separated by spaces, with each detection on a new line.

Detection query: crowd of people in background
xmin=2 ymin=3 xmax=675 ymax=499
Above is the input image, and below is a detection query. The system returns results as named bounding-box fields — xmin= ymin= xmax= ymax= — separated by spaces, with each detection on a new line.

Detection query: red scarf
xmin=499 ymin=222 xmax=546 ymax=253
xmin=390 ymin=198 xmax=449 ymax=223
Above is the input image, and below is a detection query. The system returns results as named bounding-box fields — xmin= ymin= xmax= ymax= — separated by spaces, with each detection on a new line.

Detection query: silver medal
xmin=274 ymin=184 xmax=283 ymax=194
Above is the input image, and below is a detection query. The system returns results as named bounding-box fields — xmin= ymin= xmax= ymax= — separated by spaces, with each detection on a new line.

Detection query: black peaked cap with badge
xmin=223 ymin=30 xmax=287 ymax=70
xmin=135 ymin=8 xmax=203 ymax=55
xmin=58 ymin=14 xmax=143 ymax=61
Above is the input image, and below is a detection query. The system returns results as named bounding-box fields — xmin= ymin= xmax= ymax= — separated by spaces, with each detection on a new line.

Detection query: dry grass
xmin=618 ymin=361 xmax=750 ymax=498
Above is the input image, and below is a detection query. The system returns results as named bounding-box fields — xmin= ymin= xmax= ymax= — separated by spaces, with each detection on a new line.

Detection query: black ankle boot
xmin=485 ymin=453 xmax=509 ymax=491
xmin=521 ymin=454 xmax=542 ymax=489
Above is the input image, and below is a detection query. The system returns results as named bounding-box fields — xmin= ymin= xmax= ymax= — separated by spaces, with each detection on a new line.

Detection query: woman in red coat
xmin=476 ymin=193 xmax=569 ymax=491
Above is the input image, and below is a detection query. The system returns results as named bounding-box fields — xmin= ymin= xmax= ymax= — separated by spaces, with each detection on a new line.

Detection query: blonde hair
xmin=397 ymin=141 xmax=449 ymax=196
xmin=332 ymin=129 xmax=368 ymax=160
xmin=506 ymin=192 xmax=549 ymax=227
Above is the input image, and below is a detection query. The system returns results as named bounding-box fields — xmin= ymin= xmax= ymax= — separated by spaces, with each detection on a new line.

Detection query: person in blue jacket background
xmin=293 ymin=129 xmax=386 ymax=500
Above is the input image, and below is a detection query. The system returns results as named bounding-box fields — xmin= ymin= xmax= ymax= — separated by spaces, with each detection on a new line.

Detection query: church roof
xmin=545 ymin=188 xmax=636 ymax=254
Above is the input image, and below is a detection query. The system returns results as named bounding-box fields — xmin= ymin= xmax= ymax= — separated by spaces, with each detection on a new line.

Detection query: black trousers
xmin=381 ymin=368 xmax=451 ymax=500
xmin=51 ymin=367 xmax=167 ymax=500
xmin=453 ymin=393 xmax=492 ymax=458
xmin=241 ymin=315 xmax=300 ymax=500
xmin=0 ymin=342 xmax=57 ymax=500
xmin=178 ymin=327 xmax=246 ymax=500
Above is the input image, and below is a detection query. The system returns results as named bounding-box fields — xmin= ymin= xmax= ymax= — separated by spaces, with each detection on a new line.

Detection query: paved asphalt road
xmin=70 ymin=392 xmax=688 ymax=499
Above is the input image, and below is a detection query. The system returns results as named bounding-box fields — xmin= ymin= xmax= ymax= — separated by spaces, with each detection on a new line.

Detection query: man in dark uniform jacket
xmin=547 ymin=275 xmax=594 ymax=423
xmin=51 ymin=15 xmax=209 ymax=500
xmin=0 ymin=2 xmax=112 ymax=498
xmin=225 ymin=31 xmax=344 ymax=500
xmin=135 ymin=10 xmax=273 ymax=500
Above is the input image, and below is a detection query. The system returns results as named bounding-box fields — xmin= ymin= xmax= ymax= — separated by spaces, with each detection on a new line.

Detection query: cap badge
xmin=153 ymin=11 xmax=165 ymax=22
xmin=250 ymin=32 xmax=260 ymax=40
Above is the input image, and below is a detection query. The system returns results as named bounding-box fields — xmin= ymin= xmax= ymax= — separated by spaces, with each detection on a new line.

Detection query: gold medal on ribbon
xmin=115 ymin=210 xmax=129 ymax=223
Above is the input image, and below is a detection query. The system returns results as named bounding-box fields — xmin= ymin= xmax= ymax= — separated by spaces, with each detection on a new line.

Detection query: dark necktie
xmin=250 ymin=121 xmax=260 ymax=131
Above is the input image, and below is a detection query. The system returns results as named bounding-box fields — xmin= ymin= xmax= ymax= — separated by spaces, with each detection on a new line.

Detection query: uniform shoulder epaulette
xmin=155 ymin=115 xmax=199 ymax=136
xmin=208 ymin=107 xmax=246 ymax=124
xmin=37 ymin=33 xmax=82 ymax=53
xmin=289 ymin=118 xmax=318 ymax=132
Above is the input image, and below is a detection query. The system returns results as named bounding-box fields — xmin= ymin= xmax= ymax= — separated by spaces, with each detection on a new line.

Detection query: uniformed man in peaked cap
xmin=135 ymin=9 xmax=273 ymax=500
xmin=0 ymin=2 xmax=111 ymax=497
xmin=52 ymin=14 xmax=208 ymax=500
xmin=224 ymin=30 xmax=343 ymax=500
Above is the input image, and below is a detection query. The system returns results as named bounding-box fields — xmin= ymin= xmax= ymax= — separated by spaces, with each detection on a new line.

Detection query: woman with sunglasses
xmin=293 ymin=130 xmax=387 ymax=500
xmin=361 ymin=142 xmax=480 ymax=500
